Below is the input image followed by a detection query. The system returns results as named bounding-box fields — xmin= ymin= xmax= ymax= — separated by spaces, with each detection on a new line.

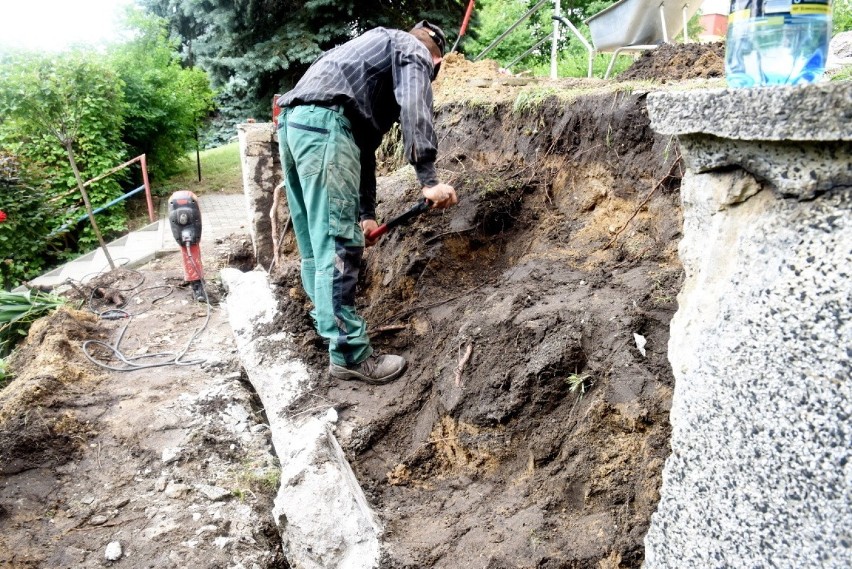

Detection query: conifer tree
xmin=142 ymin=0 xmax=464 ymax=143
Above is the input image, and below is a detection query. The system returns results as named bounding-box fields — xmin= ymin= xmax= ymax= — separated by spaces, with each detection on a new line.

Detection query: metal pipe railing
xmin=506 ymin=32 xmax=554 ymax=69
xmin=82 ymin=154 xmax=154 ymax=222
xmin=552 ymin=15 xmax=595 ymax=78
xmin=48 ymin=154 xmax=155 ymax=237
xmin=49 ymin=184 xmax=148 ymax=237
xmin=551 ymin=0 xmax=561 ymax=79
xmin=473 ymin=0 xmax=550 ymax=61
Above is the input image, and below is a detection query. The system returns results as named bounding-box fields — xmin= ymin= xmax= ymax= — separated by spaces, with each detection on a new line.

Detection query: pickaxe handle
xmin=450 ymin=0 xmax=476 ymax=53
xmin=366 ymin=199 xmax=431 ymax=241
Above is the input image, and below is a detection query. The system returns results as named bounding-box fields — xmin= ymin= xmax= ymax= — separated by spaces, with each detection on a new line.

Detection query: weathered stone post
xmin=237 ymin=122 xmax=281 ymax=269
xmin=644 ymin=83 xmax=851 ymax=567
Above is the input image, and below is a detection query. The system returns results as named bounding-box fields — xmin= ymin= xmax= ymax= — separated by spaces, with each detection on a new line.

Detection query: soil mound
xmin=0 ymin=308 xmax=103 ymax=474
xmin=434 ymin=52 xmax=504 ymax=90
xmin=618 ymin=42 xmax=725 ymax=82
xmin=433 ymin=52 xmax=544 ymax=105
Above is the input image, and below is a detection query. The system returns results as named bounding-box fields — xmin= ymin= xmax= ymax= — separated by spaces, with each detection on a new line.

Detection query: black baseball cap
xmin=412 ymin=20 xmax=447 ymax=56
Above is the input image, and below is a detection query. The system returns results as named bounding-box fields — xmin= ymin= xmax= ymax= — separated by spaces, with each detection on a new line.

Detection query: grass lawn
xmin=156 ymin=142 xmax=243 ymax=197
xmin=127 ymin=143 xmax=244 ymax=229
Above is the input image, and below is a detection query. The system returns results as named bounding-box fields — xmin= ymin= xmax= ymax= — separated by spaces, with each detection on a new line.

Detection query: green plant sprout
xmin=566 ymin=372 xmax=592 ymax=397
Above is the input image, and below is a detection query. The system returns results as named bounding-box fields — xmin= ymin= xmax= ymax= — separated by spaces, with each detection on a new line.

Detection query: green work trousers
xmin=277 ymin=105 xmax=373 ymax=366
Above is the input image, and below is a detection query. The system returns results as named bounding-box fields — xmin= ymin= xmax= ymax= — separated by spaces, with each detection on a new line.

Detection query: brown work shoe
xmin=329 ymin=354 xmax=407 ymax=385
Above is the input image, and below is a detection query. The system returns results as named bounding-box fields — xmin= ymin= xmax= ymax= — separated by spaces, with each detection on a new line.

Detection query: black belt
xmin=313 ymin=102 xmax=342 ymax=113
xmin=285 ymin=102 xmax=343 ymax=114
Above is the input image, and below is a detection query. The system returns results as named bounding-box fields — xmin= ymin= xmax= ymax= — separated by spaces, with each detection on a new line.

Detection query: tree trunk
xmin=64 ymin=141 xmax=115 ymax=271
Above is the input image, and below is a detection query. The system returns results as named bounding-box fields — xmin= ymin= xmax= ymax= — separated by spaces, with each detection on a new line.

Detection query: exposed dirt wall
xmin=272 ymin=88 xmax=683 ymax=568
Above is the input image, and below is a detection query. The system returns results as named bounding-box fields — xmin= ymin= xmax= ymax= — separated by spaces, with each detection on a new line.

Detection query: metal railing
xmin=51 ymin=154 xmax=155 ymax=236
xmin=553 ymin=15 xmax=594 ymax=79
xmin=472 ymin=0 xmax=550 ymax=62
xmin=471 ymin=0 xmax=595 ymax=78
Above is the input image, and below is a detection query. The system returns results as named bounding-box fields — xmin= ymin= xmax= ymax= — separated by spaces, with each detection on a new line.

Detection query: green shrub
xmin=0 ymin=290 xmax=68 ymax=357
xmin=0 ymin=152 xmax=63 ymax=289
xmin=0 ymin=50 xmax=129 ymax=251
xmin=835 ymin=0 xmax=852 ymax=34
xmin=110 ymin=8 xmax=216 ymax=179
xmin=0 ymin=358 xmax=8 ymax=388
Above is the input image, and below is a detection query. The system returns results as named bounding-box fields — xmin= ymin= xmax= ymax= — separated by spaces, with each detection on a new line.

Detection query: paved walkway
xmin=29 ymin=193 xmax=249 ymax=289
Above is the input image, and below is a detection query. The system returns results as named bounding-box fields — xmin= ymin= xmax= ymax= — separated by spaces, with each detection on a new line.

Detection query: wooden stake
xmin=65 ymin=139 xmax=115 ymax=270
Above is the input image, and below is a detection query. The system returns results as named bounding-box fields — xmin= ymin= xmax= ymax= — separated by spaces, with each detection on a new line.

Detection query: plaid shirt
xmin=278 ymin=28 xmax=439 ymax=220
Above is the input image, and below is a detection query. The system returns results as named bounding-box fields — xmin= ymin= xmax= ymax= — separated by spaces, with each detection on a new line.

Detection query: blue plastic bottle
xmin=725 ymin=0 xmax=833 ymax=87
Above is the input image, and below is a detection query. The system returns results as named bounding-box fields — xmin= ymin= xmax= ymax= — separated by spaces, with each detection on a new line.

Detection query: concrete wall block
xmin=273 ymin=418 xmax=382 ymax=569
xmin=679 ymin=136 xmax=852 ymax=199
xmin=221 ymin=269 xmax=382 ymax=569
xmin=647 ymin=83 xmax=852 ymax=141
xmin=646 ymin=83 xmax=852 ymax=568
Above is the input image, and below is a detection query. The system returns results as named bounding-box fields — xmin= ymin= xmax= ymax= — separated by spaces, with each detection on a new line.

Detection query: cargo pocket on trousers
xmin=288 ymin=120 xmax=329 ymax=179
xmin=326 ymin=163 xmax=363 ymax=247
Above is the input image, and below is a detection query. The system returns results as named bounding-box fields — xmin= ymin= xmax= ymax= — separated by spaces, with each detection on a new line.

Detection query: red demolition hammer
xmin=365 ymin=199 xmax=431 ymax=241
xmin=168 ymin=191 xmax=207 ymax=302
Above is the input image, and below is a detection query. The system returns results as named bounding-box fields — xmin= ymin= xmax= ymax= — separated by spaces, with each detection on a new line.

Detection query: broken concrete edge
xmin=676 ymin=136 xmax=852 ymax=200
xmin=220 ymin=268 xmax=383 ymax=569
xmin=273 ymin=417 xmax=382 ymax=568
xmin=236 ymin=122 xmax=276 ymax=153
xmin=647 ymin=82 xmax=852 ymax=141
xmin=647 ymin=83 xmax=852 ymax=200
xmin=237 ymin=122 xmax=282 ymax=270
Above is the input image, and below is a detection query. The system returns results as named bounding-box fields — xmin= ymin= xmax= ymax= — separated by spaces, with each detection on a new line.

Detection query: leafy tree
xmin=0 ymin=50 xmax=127 ymax=268
xmin=141 ymin=0 xmax=466 ymax=144
xmin=110 ymin=8 xmax=216 ymax=179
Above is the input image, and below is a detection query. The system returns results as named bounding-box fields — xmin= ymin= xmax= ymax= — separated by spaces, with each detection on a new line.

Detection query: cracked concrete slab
xmin=221 ymin=268 xmax=382 ymax=569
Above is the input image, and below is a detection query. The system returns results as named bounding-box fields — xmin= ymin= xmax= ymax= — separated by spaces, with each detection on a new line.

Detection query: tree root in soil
xmin=605 ymin=151 xmax=683 ymax=250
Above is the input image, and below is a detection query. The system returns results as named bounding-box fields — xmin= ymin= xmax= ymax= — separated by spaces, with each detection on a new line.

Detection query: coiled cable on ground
xmin=74 ymin=264 xmax=210 ymax=371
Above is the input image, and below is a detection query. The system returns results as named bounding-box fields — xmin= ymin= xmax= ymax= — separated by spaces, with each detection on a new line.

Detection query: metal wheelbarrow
xmin=585 ymin=0 xmax=704 ymax=78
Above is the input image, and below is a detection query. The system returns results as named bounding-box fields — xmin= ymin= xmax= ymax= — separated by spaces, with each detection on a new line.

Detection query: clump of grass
xmin=0 ymin=358 xmax=9 ymax=389
xmin=0 ymin=290 xmax=67 ymax=357
xmin=234 ymin=461 xmax=281 ymax=500
xmin=512 ymin=86 xmax=559 ymax=115
xmin=829 ymin=66 xmax=852 ymax=82
xmin=377 ymin=123 xmax=405 ymax=173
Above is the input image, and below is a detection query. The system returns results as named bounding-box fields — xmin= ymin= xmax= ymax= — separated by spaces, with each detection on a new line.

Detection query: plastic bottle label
xmin=791 ymin=4 xmax=831 ymax=14
xmin=729 ymin=8 xmax=753 ymax=22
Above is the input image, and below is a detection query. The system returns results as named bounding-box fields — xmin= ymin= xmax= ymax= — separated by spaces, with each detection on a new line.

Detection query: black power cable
xmin=79 ymin=264 xmax=211 ymax=372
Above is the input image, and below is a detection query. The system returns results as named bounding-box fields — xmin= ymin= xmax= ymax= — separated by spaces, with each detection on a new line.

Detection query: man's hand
xmin=422 ymin=183 xmax=458 ymax=209
xmin=360 ymin=219 xmax=380 ymax=247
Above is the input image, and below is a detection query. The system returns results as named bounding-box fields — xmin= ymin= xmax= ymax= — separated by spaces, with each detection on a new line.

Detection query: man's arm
xmin=391 ymin=44 xmax=440 ymax=189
